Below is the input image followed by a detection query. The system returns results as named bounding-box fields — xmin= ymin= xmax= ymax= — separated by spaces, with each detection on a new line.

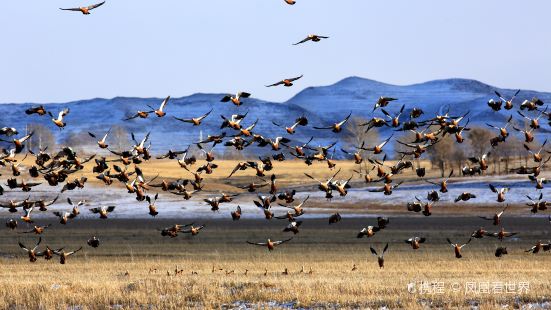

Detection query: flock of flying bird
xmin=2 ymin=1 xmax=551 ymax=268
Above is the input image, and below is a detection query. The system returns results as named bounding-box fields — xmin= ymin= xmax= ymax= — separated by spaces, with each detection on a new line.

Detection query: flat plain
xmin=1 ymin=217 xmax=550 ymax=309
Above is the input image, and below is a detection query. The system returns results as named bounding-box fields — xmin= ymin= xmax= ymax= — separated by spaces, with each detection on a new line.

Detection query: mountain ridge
xmin=0 ymin=77 xmax=549 ymax=154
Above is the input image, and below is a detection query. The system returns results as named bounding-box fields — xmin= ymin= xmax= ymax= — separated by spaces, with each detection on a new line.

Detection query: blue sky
xmin=1 ymin=1 xmax=550 ymax=103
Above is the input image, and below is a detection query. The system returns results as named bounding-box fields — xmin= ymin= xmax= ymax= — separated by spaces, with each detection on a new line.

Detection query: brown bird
xmin=278 ymin=195 xmax=309 ymax=216
xmin=231 ymin=205 xmax=242 ymax=220
xmin=489 ymin=184 xmax=510 ymax=202
xmin=53 ymin=247 xmax=83 ymax=264
xmin=88 ymin=128 xmax=111 ymax=149
xmin=370 ymin=243 xmax=389 ymax=268
xmin=25 ymin=105 xmax=47 ymax=116
xmin=182 ymin=225 xmax=205 ymax=236
xmin=468 ymin=152 xmax=491 ymax=171
xmin=125 ymin=109 xmax=154 ymax=121
xmin=21 ymin=224 xmax=51 ymax=235
xmin=314 ymin=113 xmax=351 ymax=133
xmin=18 ymin=237 xmax=42 ymax=262
xmin=0 ymin=199 xmax=27 ymax=213
xmin=237 ymin=179 xmax=269 ymax=192
xmin=341 ymin=142 xmax=367 ymax=164
xmin=67 ymin=198 xmax=86 ymax=219
xmin=146 ymin=194 xmax=159 ymax=217
xmin=480 ymin=205 xmax=508 ymax=225
xmin=48 ymin=109 xmax=70 ymax=129
xmin=486 ymin=115 xmax=513 ymax=139
xmin=221 ymin=92 xmax=251 ymax=106
xmin=524 ymin=140 xmax=548 ymax=163
xmin=513 ymin=126 xmax=535 ymax=143
xmin=425 ymin=169 xmax=453 ymax=193
xmin=368 ymin=181 xmax=403 ymax=196
xmin=484 ymin=227 xmax=518 ymax=241
xmin=363 ymin=134 xmax=394 ymax=154
xmin=34 ymin=195 xmax=59 ymax=212
xmin=20 ymin=207 xmax=34 ymax=223
xmin=146 ymin=96 xmax=170 ymax=117
xmin=525 ymin=241 xmax=551 ymax=254
xmin=159 ymin=223 xmax=194 ymax=238
xmin=272 ymin=116 xmax=308 ymax=135
xmin=454 ymin=192 xmax=476 ymax=203
xmin=173 ymin=109 xmax=212 ymax=125
xmin=266 ymin=75 xmax=303 ymax=87
xmin=494 ymin=90 xmax=520 ymax=110
xmin=373 ymin=97 xmax=398 ymax=112
xmin=0 ymin=132 xmax=34 ymax=153
xmin=304 ymin=168 xmax=341 ymax=199
xmin=60 ymin=1 xmax=105 ymax=14
xmin=405 ymin=237 xmax=426 ymax=250
xmin=357 ymin=226 xmax=380 ymax=238
xmin=284 ymin=0 xmax=296 ymax=4
xmin=526 ymin=193 xmax=548 ymax=213
xmin=470 ymin=227 xmax=487 ymax=239
xmin=246 ymin=238 xmax=292 ymax=251
xmin=518 ymin=107 xmax=547 ymax=129
xmin=446 ymin=238 xmax=472 ymax=258
xmin=89 ymin=206 xmax=116 ymax=219
xmin=42 ymin=246 xmax=63 ymax=260
xmin=53 ymin=211 xmax=72 ymax=225
xmin=520 ymin=97 xmax=545 ymax=111
xmin=293 ymin=34 xmax=329 ymax=45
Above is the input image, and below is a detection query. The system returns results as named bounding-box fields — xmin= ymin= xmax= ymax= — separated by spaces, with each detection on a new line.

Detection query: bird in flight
xmin=293 ymin=35 xmax=329 ymax=46
xmin=247 ymin=238 xmax=292 ymax=251
xmin=266 ymin=75 xmax=303 ymax=87
xmin=60 ymin=1 xmax=106 ymax=15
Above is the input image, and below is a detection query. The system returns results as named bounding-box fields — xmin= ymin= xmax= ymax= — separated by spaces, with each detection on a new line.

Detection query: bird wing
xmin=266 ymin=81 xmax=284 ymax=87
xmin=288 ymin=75 xmax=303 ymax=82
xmin=273 ymin=238 xmax=293 ymax=245
xmin=293 ymin=37 xmax=311 ymax=45
xmin=247 ymin=241 xmax=267 ymax=246
xmin=87 ymin=1 xmax=106 ymax=10
xmin=60 ymin=7 xmax=83 ymax=11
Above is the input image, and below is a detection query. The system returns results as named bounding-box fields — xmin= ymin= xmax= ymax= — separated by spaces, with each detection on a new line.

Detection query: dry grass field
xmin=19 ymin=156 xmax=547 ymax=192
xmin=1 ymin=218 xmax=550 ymax=309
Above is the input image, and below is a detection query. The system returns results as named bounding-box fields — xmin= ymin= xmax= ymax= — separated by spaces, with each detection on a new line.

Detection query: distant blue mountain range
xmin=0 ymin=77 xmax=549 ymax=155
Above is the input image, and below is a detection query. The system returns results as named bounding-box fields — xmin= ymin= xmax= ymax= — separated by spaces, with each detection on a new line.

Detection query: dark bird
xmin=370 ymin=243 xmax=389 ymax=268
xmin=266 ymin=75 xmax=303 ymax=87
xmin=293 ymin=34 xmax=329 ymax=45
xmin=173 ymin=109 xmax=212 ymax=126
xmin=87 ymin=236 xmax=100 ymax=248
xmin=60 ymin=1 xmax=105 ymax=14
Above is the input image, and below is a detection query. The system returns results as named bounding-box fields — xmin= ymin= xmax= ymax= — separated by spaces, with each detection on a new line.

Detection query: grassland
xmin=1 ymin=217 xmax=550 ymax=309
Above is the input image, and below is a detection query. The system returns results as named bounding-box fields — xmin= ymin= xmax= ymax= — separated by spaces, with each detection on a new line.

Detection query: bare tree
xmin=61 ymin=130 xmax=95 ymax=154
xmin=110 ymin=125 xmax=131 ymax=151
xmin=427 ymin=135 xmax=465 ymax=177
xmin=467 ymin=127 xmax=494 ymax=156
xmin=26 ymin=123 xmax=56 ymax=153
xmin=343 ymin=116 xmax=380 ymax=159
